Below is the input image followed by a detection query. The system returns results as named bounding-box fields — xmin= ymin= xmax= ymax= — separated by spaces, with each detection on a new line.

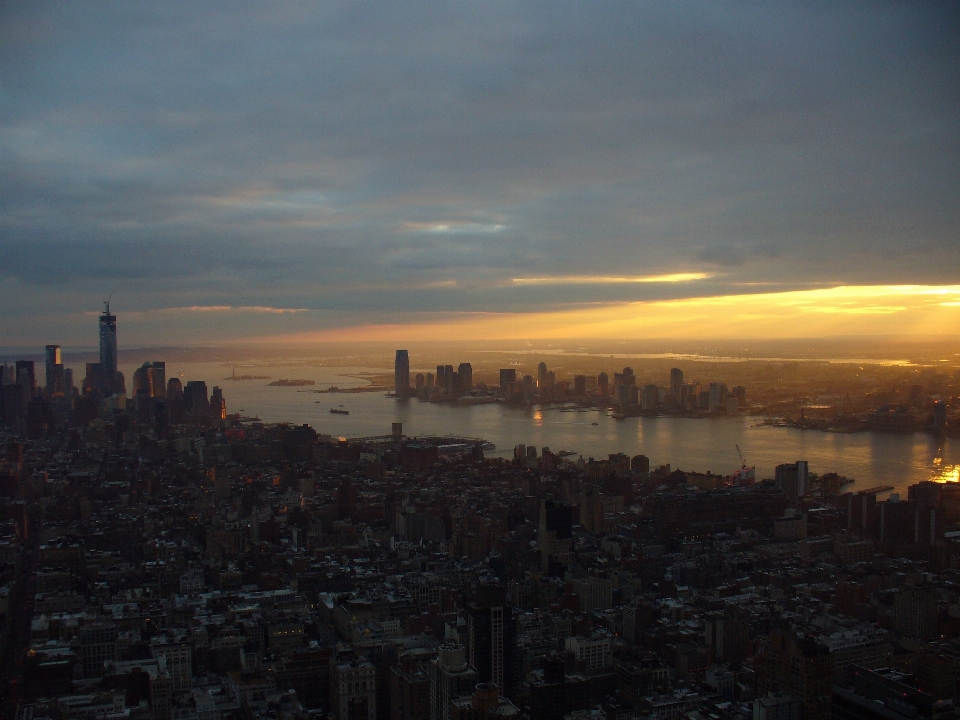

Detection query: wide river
xmin=128 ymin=361 xmax=960 ymax=497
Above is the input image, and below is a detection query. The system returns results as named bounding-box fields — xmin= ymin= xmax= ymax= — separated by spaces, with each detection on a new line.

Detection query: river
xmin=127 ymin=361 xmax=960 ymax=497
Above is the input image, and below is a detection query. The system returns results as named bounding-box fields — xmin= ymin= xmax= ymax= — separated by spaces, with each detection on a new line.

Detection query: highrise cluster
xmin=394 ymin=351 xmax=746 ymax=416
xmin=0 ymin=304 xmax=228 ymax=438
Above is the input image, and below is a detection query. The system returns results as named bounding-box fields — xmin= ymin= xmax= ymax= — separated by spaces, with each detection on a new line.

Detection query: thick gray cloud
xmin=1 ymin=1 xmax=958 ymax=344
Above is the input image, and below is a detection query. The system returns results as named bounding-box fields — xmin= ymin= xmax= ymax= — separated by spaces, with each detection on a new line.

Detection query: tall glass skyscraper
xmin=99 ymin=301 xmax=118 ymax=379
xmin=45 ymin=344 xmax=62 ymax=394
xmin=394 ymin=349 xmax=410 ymax=396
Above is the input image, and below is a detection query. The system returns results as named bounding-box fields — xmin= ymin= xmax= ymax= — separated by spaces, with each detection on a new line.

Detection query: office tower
xmin=537 ymin=362 xmax=548 ymax=388
xmin=390 ymin=652 xmax=431 ymax=720
xmin=331 ymin=657 xmax=376 ymax=720
xmin=733 ymin=385 xmax=746 ymax=407
xmin=457 ymin=363 xmax=473 ymax=392
xmin=395 ymin=350 xmax=410 ymax=396
xmin=574 ymin=375 xmax=585 ymax=396
xmin=45 ymin=345 xmax=64 ymax=395
xmin=430 ymin=644 xmax=478 ymax=720
xmin=99 ymin=300 xmax=118 ymax=380
xmin=776 ymin=461 xmax=809 ymax=498
xmin=670 ymin=368 xmax=684 ymax=397
xmin=183 ymin=381 xmax=209 ymax=420
xmin=63 ymin=368 xmax=74 ymax=396
xmin=16 ymin=360 xmax=36 ymax=398
xmin=133 ymin=364 xmax=152 ymax=397
xmin=597 ymin=372 xmax=609 ymax=397
xmin=571 ymin=576 xmax=613 ymax=612
xmin=151 ymin=362 xmax=166 ymax=399
xmin=641 ymin=384 xmax=659 ymax=413
xmin=933 ymin=400 xmax=947 ymax=431
xmin=539 ymin=499 xmax=573 ymax=574
xmin=150 ymin=637 xmax=192 ymax=692
xmin=80 ymin=623 xmax=118 ymax=679
xmin=444 ymin=365 xmax=455 ymax=394
xmin=499 ymin=368 xmax=516 ymax=388
xmin=425 ymin=372 xmax=434 ymax=388
xmin=415 ymin=373 xmax=425 ymax=389
xmin=708 ymin=382 xmax=727 ymax=412
xmin=210 ymin=386 xmax=226 ymax=419
xmin=895 ymin=584 xmax=938 ymax=640
xmin=466 ymin=579 xmax=516 ymax=697
xmin=167 ymin=377 xmax=183 ymax=398
xmin=166 ymin=378 xmax=184 ymax=424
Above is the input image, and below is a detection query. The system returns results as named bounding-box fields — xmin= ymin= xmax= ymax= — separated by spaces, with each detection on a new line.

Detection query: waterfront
xmin=133 ymin=361 xmax=960 ymax=497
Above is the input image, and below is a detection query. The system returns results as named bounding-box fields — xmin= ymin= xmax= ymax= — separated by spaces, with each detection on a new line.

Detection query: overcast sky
xmin=2 ymin=2 xmax=959 ymax=347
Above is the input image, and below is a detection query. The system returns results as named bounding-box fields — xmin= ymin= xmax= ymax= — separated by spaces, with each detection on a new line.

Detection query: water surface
xmin=132 ymin=361 xmax=959 ymax=496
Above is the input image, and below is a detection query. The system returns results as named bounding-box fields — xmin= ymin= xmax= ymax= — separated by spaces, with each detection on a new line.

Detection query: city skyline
xmin=2 ymin=3 xmax=959 ymax=346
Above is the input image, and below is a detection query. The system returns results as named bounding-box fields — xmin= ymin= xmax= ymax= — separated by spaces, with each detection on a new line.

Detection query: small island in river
xmin=268 ymin=379 xmax=316 ymax=387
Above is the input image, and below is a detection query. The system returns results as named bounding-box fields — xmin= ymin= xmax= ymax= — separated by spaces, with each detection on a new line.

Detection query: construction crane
xmin=729 ymin=444 xmax=755 ymax=486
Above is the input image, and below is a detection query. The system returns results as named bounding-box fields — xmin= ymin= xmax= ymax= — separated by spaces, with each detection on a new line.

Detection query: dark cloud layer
xmin=1 ymin=1 xmax=958 ymax=343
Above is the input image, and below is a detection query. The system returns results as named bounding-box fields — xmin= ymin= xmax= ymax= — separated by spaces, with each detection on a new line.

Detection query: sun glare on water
xmin=932 ymin=456 xmax=960 ymax=484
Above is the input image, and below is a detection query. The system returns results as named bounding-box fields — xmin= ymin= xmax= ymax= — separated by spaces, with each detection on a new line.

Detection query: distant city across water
xmin=472 ymin=349 xmax=921 ymax=366
xmin=128 ymin=361 xmax=960 ymax=497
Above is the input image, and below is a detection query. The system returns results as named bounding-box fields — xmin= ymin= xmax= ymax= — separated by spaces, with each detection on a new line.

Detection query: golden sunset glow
xmin=260 ymin=284 xmax=960 ymax=343
xmin=510 ymin=272 xmax=712 ymax=286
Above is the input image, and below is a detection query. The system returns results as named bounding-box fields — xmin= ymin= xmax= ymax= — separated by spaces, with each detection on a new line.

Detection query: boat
xmin=329 ymin=408 xmax=349 ymax=415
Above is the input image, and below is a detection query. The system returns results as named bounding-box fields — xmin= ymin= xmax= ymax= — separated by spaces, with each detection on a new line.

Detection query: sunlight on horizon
xmin=258 ymin=284 xmax=960 ymax=344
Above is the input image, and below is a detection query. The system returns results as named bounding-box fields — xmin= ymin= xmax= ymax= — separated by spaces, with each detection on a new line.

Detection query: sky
xmin=2 ymin=2 xmax=959 ymax=348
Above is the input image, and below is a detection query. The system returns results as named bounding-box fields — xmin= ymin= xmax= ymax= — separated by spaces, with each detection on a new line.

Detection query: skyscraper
xmin=539 ymin=499 xmax=573 ymax=574
xmin=99 ymin=301 xmax=118 ymax=380
xmin=183 ymin=381 xmax=209 ymax=420
xmin=133 ymin=361 xmax=166 ymax=399
xmin=670 ymin=368 xmax=684 ymax=397
xmin=466 ymin=579 xmax=516 ymax=698
xmin=776 ymin=461 xmax=809 ymax=498
xmin=395 ymin=350 xmax=410 ymax=396
xmin=15 ymin=360 xmax=36 ymax=397
xmin=457 ymin=363 xmax=473 ymax=392
xmin=45 ymin=345 xmax=64 ymax=396
xmin=430 ymin=644 xmax=477 ymax=720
